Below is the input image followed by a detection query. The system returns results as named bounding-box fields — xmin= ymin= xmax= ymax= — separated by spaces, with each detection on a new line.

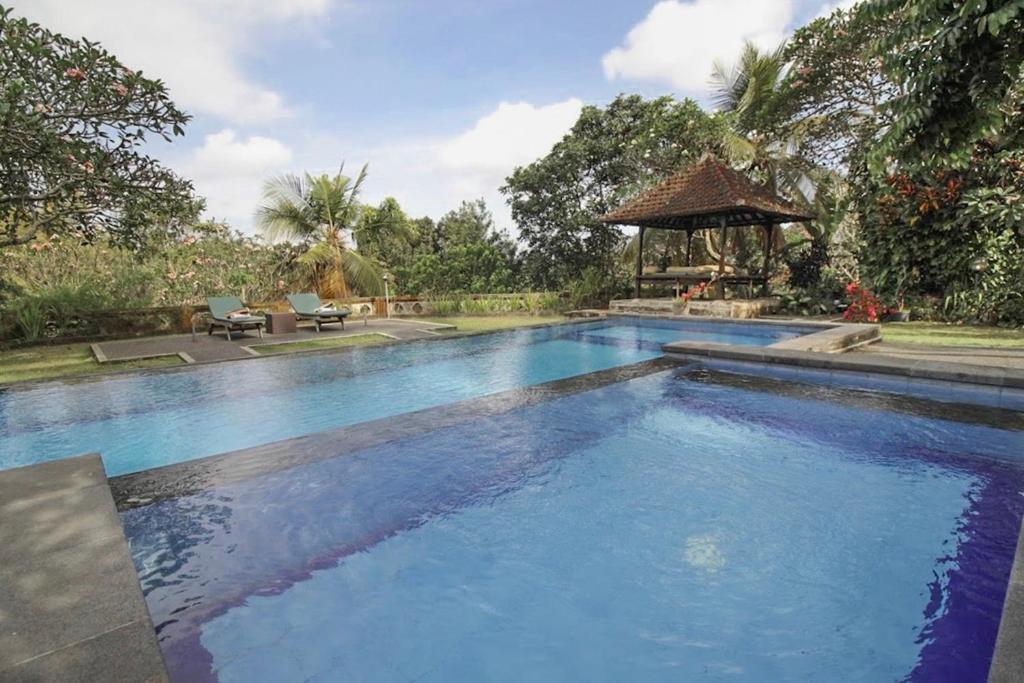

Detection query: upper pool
xmin=0 ymin=317 xmax=813 ymax=475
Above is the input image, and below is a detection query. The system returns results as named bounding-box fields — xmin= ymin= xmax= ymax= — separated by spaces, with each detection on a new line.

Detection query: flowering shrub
xmin=679 ymin=280 xmax=711 ymax=302
xmin=842 ymin=281 xmax=891 ymax=322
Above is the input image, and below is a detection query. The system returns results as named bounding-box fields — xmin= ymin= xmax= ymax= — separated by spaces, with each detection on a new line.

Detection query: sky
xmin=15 ymin=0 xmax=853 ymax=237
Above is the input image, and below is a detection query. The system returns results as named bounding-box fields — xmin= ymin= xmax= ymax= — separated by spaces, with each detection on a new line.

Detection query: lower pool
xmin=122 ymin=366 xmax=1024 ymax=682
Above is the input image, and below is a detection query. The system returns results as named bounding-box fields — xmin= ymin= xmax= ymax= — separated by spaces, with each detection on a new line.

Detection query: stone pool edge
xmin=0 ymin=453 xmax=170 ymax=682
xmin=990 ymin=519 xmax=1024 ymax=682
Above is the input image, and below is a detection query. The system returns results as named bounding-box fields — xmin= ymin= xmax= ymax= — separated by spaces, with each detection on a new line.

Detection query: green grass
xmin=0 ymin=343 xmax=183 ymax=385
xmin=251 ymin=334 xmax=391 ymax=355
xmin=415 ymin=315 xmax=567 ymax=333
xmin=880 ymin=322 xmax=1024 ymax=348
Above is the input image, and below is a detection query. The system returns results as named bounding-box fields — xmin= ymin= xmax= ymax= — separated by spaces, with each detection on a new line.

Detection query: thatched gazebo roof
xmin=600 ymin=156 xmax=814 ymax=300
xmin=601 ymin=155 xmax=813 ymax=229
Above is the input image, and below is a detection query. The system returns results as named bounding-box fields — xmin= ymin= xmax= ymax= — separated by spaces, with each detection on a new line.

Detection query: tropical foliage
xmin=3 ymin=1 xmax=1024 ymax=340
xmin=256 ymin=165 xmax=383 ymax=298
xmin=0 ymin=6 xmax=201 ymax=249
xmin=502 ymin=95 xmax=727 ymax=291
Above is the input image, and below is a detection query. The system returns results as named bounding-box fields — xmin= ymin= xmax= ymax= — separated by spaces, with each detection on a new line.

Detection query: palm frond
xmin=341 ymin=248 xmax=383 ymax=295
xmin=255 ymin=174 xmax=318 ymax=242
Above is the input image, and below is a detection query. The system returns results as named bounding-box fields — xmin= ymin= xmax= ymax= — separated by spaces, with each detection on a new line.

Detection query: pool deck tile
xmin=990 ymin=520 xmax=1024 ymax=682
xmin=0 ymin=453 xmax=168 ymax=682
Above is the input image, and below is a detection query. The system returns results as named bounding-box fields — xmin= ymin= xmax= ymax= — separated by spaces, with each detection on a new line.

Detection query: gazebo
xmin=601 ymin=155 xmax=813 ymax=299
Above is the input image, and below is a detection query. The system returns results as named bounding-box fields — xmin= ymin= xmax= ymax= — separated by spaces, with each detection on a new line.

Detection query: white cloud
xmin=13 ymin=0 xmax=333 ymax=124
xmin=438 ymin=100 xmax=583 ymax=175
xmin=429 ymin=99 xmax=582 ymax=222
xmin=357 ymin=99 xmax=583 ymax=233
xmin=602 ymin=0 xmax=796 ymax=93
xmin=178 ymin=129 xmax=293 ymax=230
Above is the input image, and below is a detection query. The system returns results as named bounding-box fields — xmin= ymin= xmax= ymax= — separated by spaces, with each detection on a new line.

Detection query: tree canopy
xmin=0 ymin=6 xmax=201 ymax=248
xmin=502 ymin=95 xmax=726 ymax=291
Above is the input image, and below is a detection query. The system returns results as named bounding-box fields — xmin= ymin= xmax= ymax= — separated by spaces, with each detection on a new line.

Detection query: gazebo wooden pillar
xmin=602 ymin=155 xmax=813 ymax=302
xmin=634 ymin=225 xmax=646 ymax=298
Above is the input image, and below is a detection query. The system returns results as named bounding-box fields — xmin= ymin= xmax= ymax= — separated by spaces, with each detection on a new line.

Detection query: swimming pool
xmin=121 ymin=365 xmax=1024 ymax=682
xmin=0 ymin=317 xmax=811 ymax=475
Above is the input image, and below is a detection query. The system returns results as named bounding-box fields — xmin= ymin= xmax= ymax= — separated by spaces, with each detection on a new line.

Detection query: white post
xmin=383 ymin=274 xmax=391 ymax=319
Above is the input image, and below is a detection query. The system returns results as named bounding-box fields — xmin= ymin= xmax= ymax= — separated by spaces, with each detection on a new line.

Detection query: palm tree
xmin=710 ymin=41 xmax=819 ymax=205
xmin=255 ymin=164 xmax=382 ymax=298
xmin=711 ymin=41 xmax=841 ymax=265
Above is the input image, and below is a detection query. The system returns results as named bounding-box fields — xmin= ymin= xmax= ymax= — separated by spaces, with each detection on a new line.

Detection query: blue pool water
xmin=0 ymin=318 xmax=809 ymax=475
xmin=122 ymin=368 xmax=1024 ymax=682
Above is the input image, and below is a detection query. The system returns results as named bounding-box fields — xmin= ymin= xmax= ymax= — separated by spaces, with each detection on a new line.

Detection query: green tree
xmin=0 ymin=6 xmax=201 ymax=248
xmin=502 ymin=95 xmax=726 ymax=290
xmin=437 ymin=199 xmax=493 ymax=249
xmin=781 ymin=6 xmax=897 ymax=170
xmin=867 ymin=0 xmax=1024 ymax=168
xmin=255 ymin=165 xmax=382 ymax=298
xmin=399 ymin=242 xmax=517 ymax=295
xmin=855 ymin=0 xmax=1024 ymax=324
xmin=710 ymin=41 xmax=819 ymax=204
xmin=354 ymin=196 xmax=418 ymax=270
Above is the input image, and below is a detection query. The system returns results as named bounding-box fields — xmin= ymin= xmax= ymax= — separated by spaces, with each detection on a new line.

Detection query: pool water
xmin=122 ymin=368 xmax=1024 ymax=682
xmin=0 ymin=318 xmax=810 ymax=475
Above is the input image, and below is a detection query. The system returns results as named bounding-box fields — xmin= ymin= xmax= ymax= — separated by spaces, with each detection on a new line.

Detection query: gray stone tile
xmin=0 ymin=529 xmax=151 ymax=666
xmin=990 ymin=523 xmax=1024 ymax=683
xmin=2 ymin=620 xmax=168 ymax=683
xmin=0 ymin=453 xmax=104 ymax=502
xmin=0 ymin=482 xmax=122 ymax=560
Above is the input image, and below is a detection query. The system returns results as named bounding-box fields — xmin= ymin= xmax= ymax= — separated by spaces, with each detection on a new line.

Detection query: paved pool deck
xmin=92 ymin=317 xmax=453 ymax=364
xmin=0 ymin=454 xmax=168 ymax=682
xmin=856 ymin=340 xmax=1024 ymax=371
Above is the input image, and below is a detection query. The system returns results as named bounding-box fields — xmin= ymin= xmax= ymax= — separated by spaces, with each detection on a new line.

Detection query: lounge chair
xmin=286 ymin=293 xmax=351 ymax=332
xmin=207 ymin=296 xmax=265 ymax=341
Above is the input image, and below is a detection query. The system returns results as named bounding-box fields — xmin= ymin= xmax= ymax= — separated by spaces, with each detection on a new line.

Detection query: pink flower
xmin=65 ymin=67 xmax=86 ymax=81
xmin=110 ymin=83 xmax=129 ymax=97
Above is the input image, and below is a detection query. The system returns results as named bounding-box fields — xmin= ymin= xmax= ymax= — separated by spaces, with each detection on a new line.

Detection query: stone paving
xmin=856 ymin=340 xmax=1024 ymax=370
xmin=0 ymin=454 xmax=168 ymax=682
xmin=92 ymin=317 xmax=453 ymax=364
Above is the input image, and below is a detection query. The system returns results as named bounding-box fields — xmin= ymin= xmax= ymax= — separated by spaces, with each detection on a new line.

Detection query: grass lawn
xmin=880 ymin=322 xmax=1024 ymax=348
xmin=416 ymin=315 xmax=567 ymax=333
xmin=0 ymin=343 xmax=183 ymax=385
xmin=251 ymin=333 xmax=390 ymax=355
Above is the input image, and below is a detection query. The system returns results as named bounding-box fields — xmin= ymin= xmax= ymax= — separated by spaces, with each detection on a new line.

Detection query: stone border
xmin=990 ymin=521 xmax=1024 ymax=682
xmin=663 ymin=340 xmax=1024 ymax=390
xmin=607 ymin=310 xmax=834 ymax=332
xmin=0 ymin=453 xmax=169 ymax=682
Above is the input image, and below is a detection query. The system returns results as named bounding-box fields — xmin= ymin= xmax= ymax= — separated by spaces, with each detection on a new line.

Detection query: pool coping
xmin=0 ymin=453 xmax=170 ymax=682
xmin=991 ymin=520 xmax=1024 ymax=681
xmin=663 ymin=339 xmax=1024 ymax=390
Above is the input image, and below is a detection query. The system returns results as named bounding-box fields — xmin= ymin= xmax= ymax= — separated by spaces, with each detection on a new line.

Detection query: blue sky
xmin=17 ymin=0 xmax=850 ymax=236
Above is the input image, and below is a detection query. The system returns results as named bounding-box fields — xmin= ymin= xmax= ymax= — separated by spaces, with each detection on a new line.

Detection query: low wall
xmin=609 ymin=297 xmax=780 ymax=319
